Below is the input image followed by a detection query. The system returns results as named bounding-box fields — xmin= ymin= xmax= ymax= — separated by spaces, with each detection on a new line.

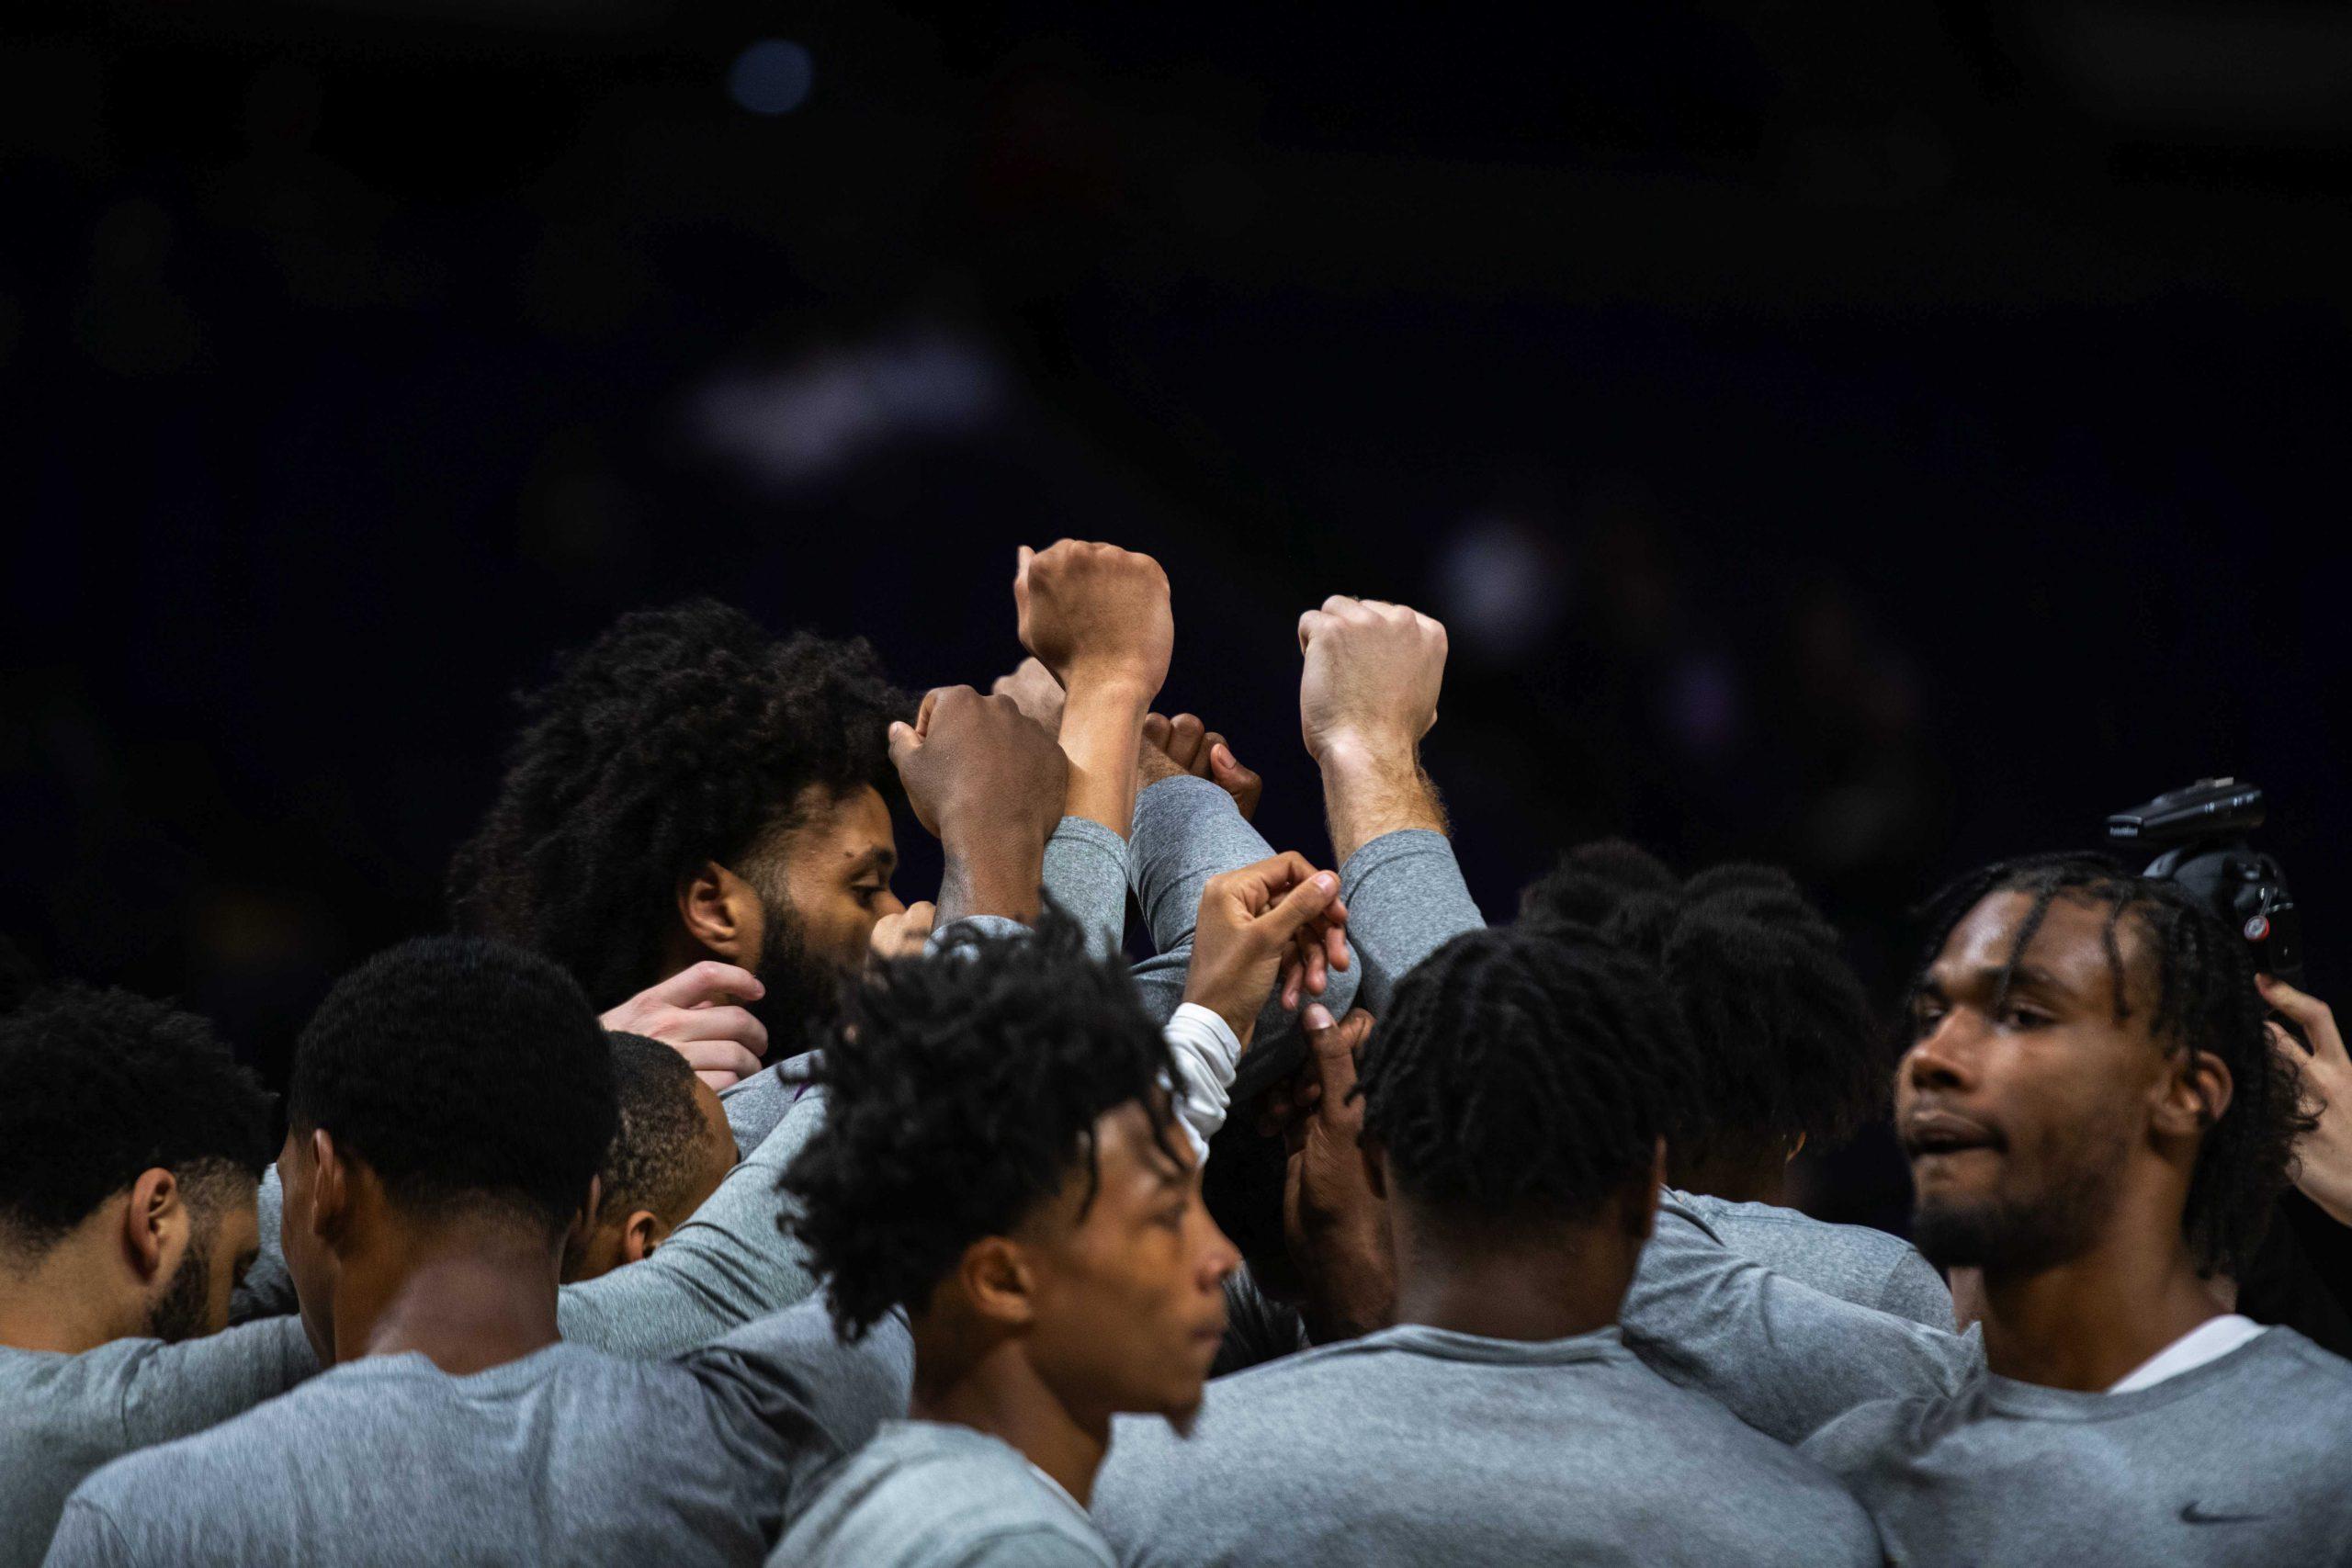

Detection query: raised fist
xmin=1296 ymin=596 xmax=1447 ymax=767
xmin=888 ymin=685 xmax=1068 ymax=851
xmin=1014 ymin=540 xmax=1173 ymax=700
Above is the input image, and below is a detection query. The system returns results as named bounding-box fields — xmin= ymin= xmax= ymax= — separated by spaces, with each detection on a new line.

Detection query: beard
xmin=742 ymin=900 xmax=848 ymax=1063
xmin=1911 ymin=1121 xmax=2132 ymax=1275
xmin=147 ymin=1235 xmax=213 ymax=1343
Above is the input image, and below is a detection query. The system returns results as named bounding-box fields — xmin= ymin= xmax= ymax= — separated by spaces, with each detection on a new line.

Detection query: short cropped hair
xmin=447 ymin=601 xmax=908 ymax=1007
xmin=601 ymin=1032 xmax=721 ymax=1220
xmin=1357 ymin=921 xmax=1700 ymax=1217
xmin=784 ymin=915 xmax=1183 ymax=1339
xmin=288 ymin=936 xmax=616 ymax=1234
xmin=0 ymin=987 xmax=272 ymax=1251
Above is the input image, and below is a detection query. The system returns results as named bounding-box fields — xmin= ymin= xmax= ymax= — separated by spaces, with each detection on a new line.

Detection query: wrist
xmin=1059 ymin=666 xmax=1161 ymax=710
xmin=1314 ymin=732 xmax=1417 ymax=780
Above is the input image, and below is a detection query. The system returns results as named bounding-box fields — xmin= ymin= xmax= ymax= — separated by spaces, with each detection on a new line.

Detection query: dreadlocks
xmin=1356 ymin=920 xmax=1702 ymax=1217
xmin=1905 ymin=852 xmax=2312 ymax=1279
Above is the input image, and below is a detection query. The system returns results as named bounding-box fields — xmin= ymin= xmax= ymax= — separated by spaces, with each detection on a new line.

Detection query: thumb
xmin=887 ymin=719 xmax=922 ymax=774
xmin=1259 ymin=871 xmax=1340 ymax=947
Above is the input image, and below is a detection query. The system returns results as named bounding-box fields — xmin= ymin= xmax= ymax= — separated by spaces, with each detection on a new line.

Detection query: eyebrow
xmin=845 ymin=846 xmax=896 ymax=878
xmin=1925 ymin=962 xmax=2080 ymax=1001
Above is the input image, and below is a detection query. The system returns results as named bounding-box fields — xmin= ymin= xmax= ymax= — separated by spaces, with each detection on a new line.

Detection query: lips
xmin=1901 ymin=1107 xmax=2001 ymax=1157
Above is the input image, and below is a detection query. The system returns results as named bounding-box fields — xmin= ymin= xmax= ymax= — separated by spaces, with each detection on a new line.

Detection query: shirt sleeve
xmin=116 ymin=1318 xmax=318 ymax=1450
xmin=1161 ymin=1003 xmax=1245 ymax=1161
xmin=1874 ymin=1247 xmax=1958 ymax=1330
xmin=1619 ymin=1195 xmax=1982 ymax=1444
xmin=227 ymin=1168 xmax=299 ymax=1325
xmin=683 ymin=1303 xmax=914 ymax=1496
xmin=558 ymin=1096 xmax=824 ymax=1357
xmin=1336 ymin=829 xmax=1486 ymax=1019
xmin=1125 ymin=773 xmax=1360 ymax=1043
xmin=944 ymin=1528 xmax=1117 ymax=1568
xmin=1041 ymin=816 xmax=1129 ymax=962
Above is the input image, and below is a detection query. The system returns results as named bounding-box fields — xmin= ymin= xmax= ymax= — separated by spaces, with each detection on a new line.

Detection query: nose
xmin=1196 ymin=1210 xmax=1242 ymax=1290
xmin=876 ymin=886 xmax=905 ymax=920
xmin=1903 ymin=1010 xmax=1978 ymax=1097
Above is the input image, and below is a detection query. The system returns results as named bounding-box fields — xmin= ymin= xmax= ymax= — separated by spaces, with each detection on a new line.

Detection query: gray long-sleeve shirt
xmin=0 ymin=1320 xmax=315 ymax=1568
xmin=44 ymin=1299 xmax=911 ymax=1568
xmin=1093 ymin=1322 xmax=1882 ymax=1567
xmin=1801 ymin=1325 xmax=2352 ymax=1566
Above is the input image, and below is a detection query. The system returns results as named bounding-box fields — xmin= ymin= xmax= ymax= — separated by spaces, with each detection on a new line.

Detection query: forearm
xmin=933 ymin=828 xmax=1048 ymax=928
xmin=1055 ymin=682 xmax=1152 ymax=839
xmin=1126 ymin=776 xmax=1362 ymax=1032
xmin=1318 ymin=742 xmax=1447 ymax=867
xmin=1040 ymin=816 xmax=1129 ymax=961
xmin=1337 ymin=827 xmax=1485 ymax=1017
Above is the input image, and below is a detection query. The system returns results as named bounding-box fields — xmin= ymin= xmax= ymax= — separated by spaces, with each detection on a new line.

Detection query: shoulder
xmin=1800 ymin=1388 xmax=1958 ymax=1475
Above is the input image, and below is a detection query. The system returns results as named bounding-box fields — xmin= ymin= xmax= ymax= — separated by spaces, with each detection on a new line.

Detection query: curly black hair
xmin=447 ymin=600 xmax=909 ymax=1009
xmin=289 ymin=936 xmax=616 ymax=1235
xmin=1904 ymin=852 xmax=2312 ymax=1279
xmin=783 ymin=913 xmax=1184 ymax=1340
xmin=0 ymin=987 xmax=273 ymax=1252
xmin=601 ymin=1032 xmax=723 ymax=1221
xmin=1357 ymin=920 xmax=1702 ymax=1217
xmin=1521 ymin=840 xmax=1886 ymax=1175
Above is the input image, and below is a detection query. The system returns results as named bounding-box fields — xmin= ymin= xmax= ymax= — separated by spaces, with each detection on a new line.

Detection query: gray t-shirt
xmin=0 ymin=1319 xmax=314 ymax=1568
xmin=1677 ymin=1193 xmax=1952 ymax=1328
xmin=1803 ymin=1325 xmax=2352 ymax=1566
xmin=770 ymin=1420 xmax=1113 ymax=1568
xmin=1093 ymin=1322 xmax=1881 ymax=1567
xmin=1622 ymin=1197 xmax=1981 ymax=1445
xmin=46 ymin=1300 xmax=909 ymax=1568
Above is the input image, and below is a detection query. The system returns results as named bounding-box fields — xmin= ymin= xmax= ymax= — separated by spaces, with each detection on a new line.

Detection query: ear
xmin=307 ymin=1130 xmax=351 ymax=1242
xmin=957 ymin=1236 xmax=1036 ymax=1329
xmin=1360 ymin=1135 xmax=1388 ymax=1202
xmin=2157 ymin=1048 xmax=2234 ymax=1141
xmin=120 ymin=1168 xmax=186 ymax=1286
xmin=677 ymin=862 xmax=764 ymax=965
xmin=618 ymin=1210 xmax=673 ymax=1267
xmin=1785 ymin=1132 xmax=1807 ymax=1163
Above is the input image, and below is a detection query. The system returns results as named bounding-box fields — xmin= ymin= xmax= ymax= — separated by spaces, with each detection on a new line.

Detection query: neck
xmin=337 ymin=1214 xmax=564 ymax=1376
xmin=0 ymin=1244 xmax=144 ymax=1354
xmin=1387 ymin=1202 xmax=1637 ymax=1343
xmin=910 ymin=1325 xmax=1108 ymax=1509
xmin=1975 ymin=1209 xmax=2220 ymax=1391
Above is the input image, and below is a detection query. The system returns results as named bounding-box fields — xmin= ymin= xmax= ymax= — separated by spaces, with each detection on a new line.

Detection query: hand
xmin=1014 ymin=540 xmax=1173 ymax=701
xmin=1296 ymin=596 xmax=1447 ymax=768
xmin=2260 ymin=974 xmax=2352 ymax=1227
xmin=1142 ymin=712 xmax=1263 ymax=821
xmin=600 ymin=961 xmax=769 ymax=1091
xmin=1279 ymin=1004 xmax=1395 ymax=1341
xmin=1182 ymin=854 xmax=1349 ymax=1045
xmin=869 ymin=900 xmax=936 ymax=963
xmin=888 ymin=686 xmax=1068 ymax=848
xmin=990 ymin=657 xmax=1066 ymax=739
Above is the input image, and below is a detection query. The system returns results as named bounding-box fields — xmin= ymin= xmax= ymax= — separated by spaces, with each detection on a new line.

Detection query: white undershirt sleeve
xmin=1161 ymin=1003 xmax=1245 ymax=1163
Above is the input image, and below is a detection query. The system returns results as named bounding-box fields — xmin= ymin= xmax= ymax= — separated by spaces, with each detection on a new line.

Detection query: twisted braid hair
xmin=1355 ymin=921 xmax=1702 ymax=1217
xmin=1521 ymin=841 xmax=1885 ymax=1174
xmin=447 ymin=601 xmax=908 ymax=1009
xmin=1905 ymin=852 xmax=2312 ymax=1278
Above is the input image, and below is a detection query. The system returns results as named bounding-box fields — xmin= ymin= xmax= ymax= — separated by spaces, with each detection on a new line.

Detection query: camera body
xmin=2108 ymin=777 xmax=2304 ymax=987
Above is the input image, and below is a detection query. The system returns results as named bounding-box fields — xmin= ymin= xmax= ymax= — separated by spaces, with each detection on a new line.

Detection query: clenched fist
xmin=1296 ymin=596 xmax=1447 ymax=767
xmin=888 ymin=685 xmax=1068 ymax=851
xmin=1014 ymin=539 xmax=1173 ymax=701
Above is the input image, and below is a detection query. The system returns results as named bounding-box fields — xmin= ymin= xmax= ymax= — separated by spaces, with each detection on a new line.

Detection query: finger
xmin=2268 ymin=1021 xmax=2312 ymax=1064
xmin=888 ymin=719 xmax=922 ymax=775
xmin=673 ymin=1038 xmax=764 ymax=1081
xmin=1207 ymin=743 xmax=1262 ymax=817
xmin=695 ymin=1069 xmax=741 ymax=1093
xmin=1259 ymin=871 xmax=1342 ymax=948
xmin=1170 ymin=713 xmax=1206 ymax=769
xmin=678 ymin=1003 xmax=769 ymax=1058
xmin=1297 ymin=609 xmax=1333 ymax=653
xmin=915 ymin=686 xmax=944 ymax=737
xmin=1142 ymin=712 xmax=1171 ymax=752
xmin=636 ymin=960 xmax=765 ymax=1010
xmin=1301 ymin=1004 xmax=1372 ymax=1102
xmin=1280 ymin=950 xmax=1303 ymax=1012
xmin=1320 ymin=594 xmax=1362 ymax=615
xmin=2259 ymin=975 xmax=2346 ymax=1061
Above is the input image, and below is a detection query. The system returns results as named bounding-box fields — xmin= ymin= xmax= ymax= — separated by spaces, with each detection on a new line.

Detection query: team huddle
xmin=4 ymin=541 xmax=2349 ymax=1566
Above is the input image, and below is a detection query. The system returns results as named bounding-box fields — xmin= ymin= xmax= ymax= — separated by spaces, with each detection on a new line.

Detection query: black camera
xmin=2107 ymin=777 xmax=2304 ymax=987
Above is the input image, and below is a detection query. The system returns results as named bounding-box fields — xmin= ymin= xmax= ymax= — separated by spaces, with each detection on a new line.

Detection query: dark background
xmin=4 ymin=1 xmax=2348 ymax=1229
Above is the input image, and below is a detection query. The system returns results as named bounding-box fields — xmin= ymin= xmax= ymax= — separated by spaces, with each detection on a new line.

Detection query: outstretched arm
xmin=1297 ymin=597 xmax=1483 ymax=1013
